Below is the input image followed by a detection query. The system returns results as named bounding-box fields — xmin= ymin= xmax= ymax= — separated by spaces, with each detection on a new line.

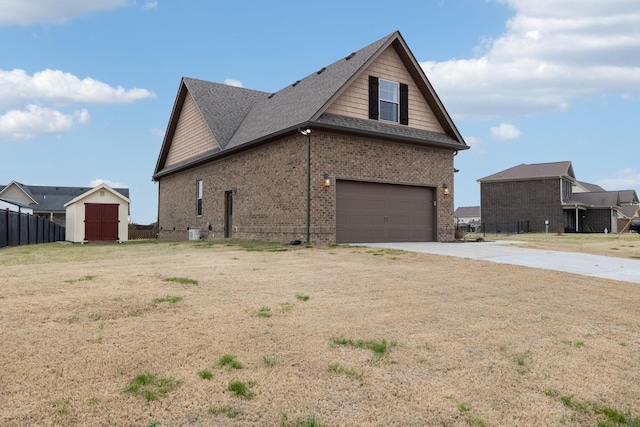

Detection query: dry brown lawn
xmin=1 ymin=238 xmax=639 ymax=426
xmin=468 ymin=231 xmax=640 ymax=260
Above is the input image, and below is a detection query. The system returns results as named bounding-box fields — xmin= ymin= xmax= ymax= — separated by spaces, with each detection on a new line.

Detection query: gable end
xmin=164 ymin=92 xmax=220 ymax=168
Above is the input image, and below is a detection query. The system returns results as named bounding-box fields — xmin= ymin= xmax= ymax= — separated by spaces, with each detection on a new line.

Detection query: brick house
xmin=478 ymin=161 xmax=639 ymax=233
xmin=152 ymin=31 xmax=468 ymax=244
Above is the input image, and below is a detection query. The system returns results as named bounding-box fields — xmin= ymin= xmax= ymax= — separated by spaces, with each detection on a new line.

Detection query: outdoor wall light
xmin=442 ymin=183 xmax=449 ymax=196
xmin=323 ymin=173 xmax=331 ymax=187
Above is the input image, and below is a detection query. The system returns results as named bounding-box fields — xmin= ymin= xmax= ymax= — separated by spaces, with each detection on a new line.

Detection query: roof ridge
xmin=225 ymin=31 xmax=399 ymax=148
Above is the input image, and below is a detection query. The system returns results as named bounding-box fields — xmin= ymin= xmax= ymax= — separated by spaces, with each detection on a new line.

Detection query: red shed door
xmin=85 ymin=204 xmax=119 ymax=241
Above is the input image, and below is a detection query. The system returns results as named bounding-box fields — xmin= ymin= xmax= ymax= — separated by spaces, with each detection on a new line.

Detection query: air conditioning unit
xmin=188 ymin=229 xmax=201 ymax=240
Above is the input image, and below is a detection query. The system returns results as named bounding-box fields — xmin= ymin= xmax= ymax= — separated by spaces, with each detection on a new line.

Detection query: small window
xmin=379 ymin=79 xmax=399 ymax=122
xmin=562 ymin=178 xmax=572 ymax=201
xmin=196 ymin=180 xmax=203 ymax=216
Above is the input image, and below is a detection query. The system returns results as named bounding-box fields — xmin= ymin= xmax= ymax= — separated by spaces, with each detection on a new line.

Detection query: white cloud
xmin=463 ymin=136 xmax=486 ymax=155
xmin=0 ymin=105 xmax=90 ymax=141
xmin=90 ymin=178 xmax=127 ymax=188
xmin=150 ymin=127 xmax=165 ymax=137
xmin=0 ymin=69 xmax=154 ymax=142
xmin=490 ymin=123 xmax=522 ymax=140
xmin=421 ymin=0 xmax=640 ymax=119
xmin=143 ymin=1 xmax=158 ymax=10
xmin=0 ymin=0 xmax=134 ymax=26
xmin=596 ymin=168 xmax=640 ymax=190
xmin=224 ymin=78 xmax=243 ymax=88
xmin=0 ymin=69 xmax=155 ymax=109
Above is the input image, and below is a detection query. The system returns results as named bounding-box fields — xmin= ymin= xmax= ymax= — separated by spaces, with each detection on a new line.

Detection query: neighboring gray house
xmin=478 ymin=161 xmax=639 ymax=233
xmin=153 ymin=31 xmax=469 ymax=244
xmin=0 ymin=181 xmax=130 ymax=227
xmin=454 ymin=206 xmax=480 ymax=231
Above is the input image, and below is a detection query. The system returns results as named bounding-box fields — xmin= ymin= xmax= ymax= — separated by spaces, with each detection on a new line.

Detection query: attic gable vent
xmin=292 ymin=80 xmax=301 ymax=87
xmin=345 ymin=52 xmax=356 ymax=60
xmin=316 ymin=67 xmax=326 ymax=75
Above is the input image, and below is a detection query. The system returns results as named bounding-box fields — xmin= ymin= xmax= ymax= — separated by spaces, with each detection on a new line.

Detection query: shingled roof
xmin=154 ymin=31 xmax=467 ymax=179
xmin=576 ymin=181 xmax=605 ymax=192
xmin=478 ymin=161 xmax=575 ymax=182
xmin=569 ymin=191 xmax=620 ymax=208
xmin=454 ymin=206 xmax=480 ymax=217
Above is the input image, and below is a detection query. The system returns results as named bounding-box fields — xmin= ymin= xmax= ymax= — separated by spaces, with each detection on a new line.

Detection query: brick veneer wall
xmin=158 ymin=129 xmax=455 ymax=243
xmin=582 ymin=209 xmax=613 ymax=233
xmin=480 ymin=179 xmax=563 ymax=233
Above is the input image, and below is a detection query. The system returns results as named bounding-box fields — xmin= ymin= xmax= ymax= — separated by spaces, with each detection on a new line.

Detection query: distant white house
xmin=454 ymin=206 xmax=481 ymax=230
xmin=0 ymin=198 xmax=34 ymax=214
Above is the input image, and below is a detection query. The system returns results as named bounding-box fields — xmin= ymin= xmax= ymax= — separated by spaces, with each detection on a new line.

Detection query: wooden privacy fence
xmin=0 ymin=209 xmax=65 ymax=248
xmin=128 ymin=228 xmax=157 ymax=240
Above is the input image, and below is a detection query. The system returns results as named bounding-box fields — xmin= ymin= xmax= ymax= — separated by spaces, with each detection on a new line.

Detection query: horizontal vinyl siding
xmin=326 ymin=46 xmax=445 ymax=133
xmin=165 ymin=93 xmax=220 ymax=167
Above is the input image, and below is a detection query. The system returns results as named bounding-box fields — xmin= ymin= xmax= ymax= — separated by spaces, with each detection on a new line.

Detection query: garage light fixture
xmin=323 ymin=173 xmax=331 ymax=187
xmin=442 ymin=183 xmax=449 ymax=196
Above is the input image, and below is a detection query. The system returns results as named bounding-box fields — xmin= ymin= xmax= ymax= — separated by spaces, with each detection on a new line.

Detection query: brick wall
xmin=481 ymin=179 xmax=564 ymax=233
xmin=583 ymin=209 xmax=613 ymax=233
xmin=158 ymin=129 xmax=455 ymax=243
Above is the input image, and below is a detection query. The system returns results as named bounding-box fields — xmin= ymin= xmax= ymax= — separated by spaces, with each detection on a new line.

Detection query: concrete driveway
xmin=360 ymin=240 xmax=640 ymax=284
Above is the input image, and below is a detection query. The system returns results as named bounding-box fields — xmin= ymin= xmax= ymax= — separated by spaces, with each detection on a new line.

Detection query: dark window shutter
xmin=399 ymin=83 xmax=408 ymax=125
xmin=369 ymin=76 xmax=379 ymax=120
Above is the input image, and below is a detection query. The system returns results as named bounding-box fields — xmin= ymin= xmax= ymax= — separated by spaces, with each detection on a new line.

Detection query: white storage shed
xmin=64 ymin=184 xmax=130 ymax=243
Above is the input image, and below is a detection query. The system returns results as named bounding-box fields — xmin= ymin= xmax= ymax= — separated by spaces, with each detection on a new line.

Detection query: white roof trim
xmin=63 ymin=183 xmax=130 ymax=207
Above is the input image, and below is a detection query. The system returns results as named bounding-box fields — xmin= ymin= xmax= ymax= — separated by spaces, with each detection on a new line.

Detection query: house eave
xmin=153 ymin=124 xmax=309 ymax=181
xmin=478 ymin=176 xmax=567 ymax=184
xmin=152 ymin=120 xmax=466 ymax=181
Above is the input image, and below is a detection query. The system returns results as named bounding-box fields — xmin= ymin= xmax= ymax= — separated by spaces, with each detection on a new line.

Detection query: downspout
xmin=306 ymin=132 xmax=311 ymax=244
xmin=299 ymin=128 xmax=312 ymax=243
xmin=156 ymin=181 xmax=161 ymax=238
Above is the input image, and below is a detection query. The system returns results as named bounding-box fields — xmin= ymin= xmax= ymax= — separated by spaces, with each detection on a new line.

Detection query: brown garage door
xmin=85 ymin=203 xmax=119 ymax=241
xmin=336 ymin=181 xmax=435 ymax=243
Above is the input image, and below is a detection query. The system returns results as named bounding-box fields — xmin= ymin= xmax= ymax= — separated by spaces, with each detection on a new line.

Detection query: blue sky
xmin=1 ymin=0 xmax=639 ymax=224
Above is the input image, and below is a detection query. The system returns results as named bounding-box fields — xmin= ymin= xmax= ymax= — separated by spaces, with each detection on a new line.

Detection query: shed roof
xmin=64 ymin=183 xmax=131 ymax=208
xmin=154 ymin=31 xmax=468 ymax=179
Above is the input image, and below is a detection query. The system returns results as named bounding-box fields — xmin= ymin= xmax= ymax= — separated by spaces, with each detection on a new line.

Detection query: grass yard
xmin=1 ymin=238 xmax=639 ymax=426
